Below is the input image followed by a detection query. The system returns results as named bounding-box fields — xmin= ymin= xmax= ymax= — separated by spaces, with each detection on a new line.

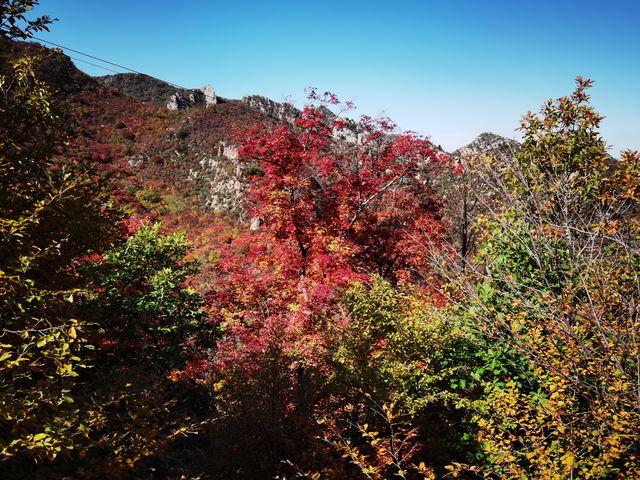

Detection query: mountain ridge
xmin=95 ymin=73 xmax=218 ymax=111
xmin=6 ymin=39 xmax=521 ymax=219
xmin=88 ymin=71 xmax=520 ymax=154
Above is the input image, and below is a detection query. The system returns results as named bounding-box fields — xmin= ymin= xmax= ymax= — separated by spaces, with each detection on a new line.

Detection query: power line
xmin=33 ymin=37 xmax=145 ymax=75
xmin=32 ymin=36 xmax=217 ymax=103
xmin=67 ymin=55 xmax=121 ymax=75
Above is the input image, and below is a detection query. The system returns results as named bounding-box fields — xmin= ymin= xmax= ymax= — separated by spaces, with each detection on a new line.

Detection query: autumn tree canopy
xmin=2 ymin=2 xmax=639 ymax=477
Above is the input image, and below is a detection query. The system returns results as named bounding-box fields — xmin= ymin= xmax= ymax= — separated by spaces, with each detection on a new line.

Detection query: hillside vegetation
xmin=1 ymin=3 xmax=639 ymax=479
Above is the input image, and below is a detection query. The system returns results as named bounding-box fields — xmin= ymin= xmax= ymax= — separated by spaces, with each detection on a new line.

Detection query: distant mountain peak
xmin=452 ymin=132 xmax=521 ymax=161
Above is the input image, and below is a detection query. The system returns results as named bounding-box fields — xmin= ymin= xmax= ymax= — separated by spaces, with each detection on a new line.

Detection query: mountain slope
xmin=6 ymin=39 xmax=523 ymax=223
xmin=2 ymin=40 xmax=275 ymax=217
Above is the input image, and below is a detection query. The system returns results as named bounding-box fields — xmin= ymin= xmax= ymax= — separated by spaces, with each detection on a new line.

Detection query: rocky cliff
xmin=241 ymin=95 xmax=300 ymax=123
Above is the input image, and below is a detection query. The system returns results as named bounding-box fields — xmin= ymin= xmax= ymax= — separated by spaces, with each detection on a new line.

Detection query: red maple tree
xmin=183 ymin=92 xmax=453 ymax=391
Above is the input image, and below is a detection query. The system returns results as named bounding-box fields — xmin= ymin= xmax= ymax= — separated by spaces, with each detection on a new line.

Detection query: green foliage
xmin=336 ymin=278 xmax=473 ymax=413
xmin=87 ymin=223 xmax=207 ymax=364
xmin=135 ymin=188 xmax=161 ymax=208
xmin=2 ymin=222 xmax=213 ymax=477
xmin=0 ymin=46 xmax=116 ymax=463
xmin=50 ymin=223 xmax=213 ymax=477
xmin=457 ymin=78 xmax=640 ymax=478
xmin=327 ymin=277 xmax=479 ymax=473
xmin=161 ymin=192 xmax=189 ymax=214
xmin=502 ymin=77 xmax=613 ymax=231
xmin=243 ymin=161 xmax=264 ymax=178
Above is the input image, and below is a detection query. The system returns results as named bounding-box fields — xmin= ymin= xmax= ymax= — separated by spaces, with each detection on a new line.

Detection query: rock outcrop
xmin=217 ymin=140 xmax=239 ymax=160
xmin=187 ymin=154 xmax=244 ymax=212
xmin=241 ymin=95 xmax=367 ymax=144
xmin=96 ymin=73 xmax=216 ymax=110
xmin=166 ymin=85 xmax=217 ymax=111
xmin=241 ymin=95 xmax=300 ymax=123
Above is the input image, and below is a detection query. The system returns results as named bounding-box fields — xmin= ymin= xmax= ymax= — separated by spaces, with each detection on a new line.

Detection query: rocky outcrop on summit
xmin=451 ymin=132 xmax=520 ymax=162
xmin=241 ymin=95 xmax=366 ymax=144
xmin=166 ymin=85 xmax=217 ymax=111
xmin=241 ymin=95 xmax=300 ymax=123
xmin=96 ymin=73 xmax=216 ymax=110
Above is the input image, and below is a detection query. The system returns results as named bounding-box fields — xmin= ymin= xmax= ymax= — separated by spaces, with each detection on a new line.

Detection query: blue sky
xmin=35 ymin=0 xmax=639 ymax=152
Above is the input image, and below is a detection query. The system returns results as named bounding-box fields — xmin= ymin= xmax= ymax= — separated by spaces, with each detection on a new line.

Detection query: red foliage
xmin=236 ymin=98 xmax=451 ymax=288
xmin=186 ymin=95 xmax=453 ymax=403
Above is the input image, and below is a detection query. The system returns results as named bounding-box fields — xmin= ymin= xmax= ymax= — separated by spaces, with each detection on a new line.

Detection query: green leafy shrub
xmin=0 ymin=7 xmax=117 ymax=463
xmin=452 ymin=78 xmax=640 ymax=478
xmin=324 ymin=277 xmax=479 ymax=475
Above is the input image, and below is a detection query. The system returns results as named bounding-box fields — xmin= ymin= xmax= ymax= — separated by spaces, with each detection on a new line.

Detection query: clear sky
xmin=34 ymin=0 xmax=639 ymax=152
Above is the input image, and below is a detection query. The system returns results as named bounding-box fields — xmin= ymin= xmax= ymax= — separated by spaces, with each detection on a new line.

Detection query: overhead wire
xmin=66 ymin=55 xmax=121 ymax=75
xmin=33 ymin=37 xmax=145 ymax=75
xmin=32 ymin=36 xmax=218 ymax=103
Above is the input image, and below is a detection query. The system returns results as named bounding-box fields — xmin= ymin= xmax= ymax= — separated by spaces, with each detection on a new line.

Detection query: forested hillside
xmin=1 ymin=2 xmax=639 ymax=479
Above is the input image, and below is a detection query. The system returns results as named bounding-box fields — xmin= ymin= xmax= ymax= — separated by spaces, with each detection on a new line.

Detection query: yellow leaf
xmin=562 ymin=452 xmax=575 ymax=468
